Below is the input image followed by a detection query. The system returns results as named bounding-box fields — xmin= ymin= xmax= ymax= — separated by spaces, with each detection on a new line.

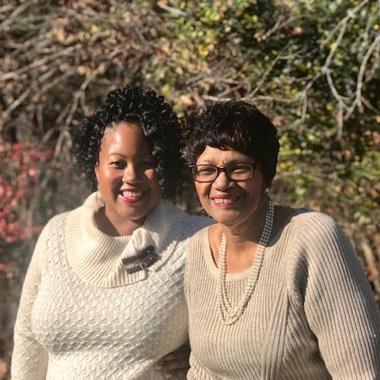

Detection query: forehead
xmin=100 ymin=122 xmax=152 ymax=155
xmin=196 ymin=145 xmax=253 ymax=163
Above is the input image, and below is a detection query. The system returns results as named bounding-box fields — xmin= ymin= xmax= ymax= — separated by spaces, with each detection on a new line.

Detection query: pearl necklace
xmin=218 ymin=200 xmax=275 ymax=325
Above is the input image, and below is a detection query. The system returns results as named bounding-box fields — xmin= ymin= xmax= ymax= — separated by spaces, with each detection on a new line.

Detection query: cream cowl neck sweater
xmin=12 ymin=193 xmax=210 ymax=380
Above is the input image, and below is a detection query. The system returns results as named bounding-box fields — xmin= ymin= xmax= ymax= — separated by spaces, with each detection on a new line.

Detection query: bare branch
xmin=0 ymin=88 xmax=31 ymax=129
xmin=249 ymin=47 xmax=293 ymax=98
xmin=65 ymin=63 xmax=108 ymax=127
xmin=321 ymin=0 xmax=370 ymax=46
xmin=0 ymin=45 xmax=82 ymax=82
xmin=203 ymin=95 xmax=231 ymax=102
xmin=32 ymin=68 xmax=77 ymax=103
xmin=356 ymin=34 xmax=380 ymax=109
xmin=324 ymin=68 xmax=349 ymax=108
xmin=156 ymin=3 xmax=187 ymax=17
xmin=0 ymin=1 xmax=33 ymax=31
xmin=322 ymin=21 xmax=348 ymax=72
xmin=300 ymin=91 xmax=308 ymax=122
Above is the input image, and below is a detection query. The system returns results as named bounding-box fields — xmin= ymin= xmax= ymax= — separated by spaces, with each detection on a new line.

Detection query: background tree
xmin=1 ymin=0 xmax=379 ymax=377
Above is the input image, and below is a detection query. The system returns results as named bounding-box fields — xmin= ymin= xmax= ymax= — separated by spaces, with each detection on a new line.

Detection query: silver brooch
xmin=122 ymin=246 xmax=159 ymax=274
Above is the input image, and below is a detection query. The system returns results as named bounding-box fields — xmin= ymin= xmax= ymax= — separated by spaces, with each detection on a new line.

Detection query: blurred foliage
xmin=0 ymin=0 xmax=379 ymax=377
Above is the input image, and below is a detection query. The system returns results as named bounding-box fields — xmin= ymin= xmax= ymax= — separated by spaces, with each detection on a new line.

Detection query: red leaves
xmin=0 ymin=141 xmax=52 ymax=248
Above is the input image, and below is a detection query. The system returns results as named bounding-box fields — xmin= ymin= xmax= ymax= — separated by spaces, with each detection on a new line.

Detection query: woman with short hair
xmin=184 ymin=100 xmax=380 ymax=379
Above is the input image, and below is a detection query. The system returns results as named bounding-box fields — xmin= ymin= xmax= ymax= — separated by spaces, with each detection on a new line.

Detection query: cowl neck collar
xmin=65 ymin=193 xmax=186 ymax=288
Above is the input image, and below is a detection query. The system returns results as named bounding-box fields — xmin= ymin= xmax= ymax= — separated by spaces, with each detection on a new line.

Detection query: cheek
xmin=97 ymin=167 xmax=121 ymax=191
xmin=194 ymin=183 xmax=210 ymax=202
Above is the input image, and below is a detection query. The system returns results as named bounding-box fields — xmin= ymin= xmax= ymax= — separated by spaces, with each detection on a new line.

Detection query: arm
xmin=302 ymin=214 xmax=380 ymax=379
xmin=11 ymin=225 xmax=50 ymax=380
xmin=155 ymin=342 xmax=190 ymax=379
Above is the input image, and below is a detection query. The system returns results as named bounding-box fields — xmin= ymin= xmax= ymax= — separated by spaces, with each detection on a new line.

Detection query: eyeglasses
xmin=192 ymin=163 xmax=257 ymax=183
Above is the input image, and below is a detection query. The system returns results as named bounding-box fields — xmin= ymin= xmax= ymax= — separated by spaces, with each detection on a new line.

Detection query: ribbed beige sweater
xmin=12 ymin=193 xmax=210 ymax=380
xmin=185 ymin=210 xmax=380 ymax=379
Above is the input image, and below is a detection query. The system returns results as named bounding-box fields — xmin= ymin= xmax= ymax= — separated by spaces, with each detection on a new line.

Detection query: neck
xmin=95 ymin=207 xmax=145 ymax=236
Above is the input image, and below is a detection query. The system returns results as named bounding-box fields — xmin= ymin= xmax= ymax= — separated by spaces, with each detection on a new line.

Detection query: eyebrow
xmin=197 ymin=159 xmax=254 ymax=165
xmin=107 ymin=152 xmax=153 ymax=159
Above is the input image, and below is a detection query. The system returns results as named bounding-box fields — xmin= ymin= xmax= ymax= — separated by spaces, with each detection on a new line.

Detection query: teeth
xmin=213 ymin=198 xmax=235 ymax=204
xmin=122 ymin=191 xmax=143 ymax=198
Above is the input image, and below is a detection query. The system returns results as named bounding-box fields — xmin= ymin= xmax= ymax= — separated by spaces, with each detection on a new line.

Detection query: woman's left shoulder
xmin=287 ymin=208 xmax=353 ymax=257
xmin=290 ymin=208 xmax=341 ymax=234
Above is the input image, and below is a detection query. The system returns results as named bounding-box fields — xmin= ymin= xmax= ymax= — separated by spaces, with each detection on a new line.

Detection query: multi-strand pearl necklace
xmin=218 ymin=200 xmax=275 ymax=325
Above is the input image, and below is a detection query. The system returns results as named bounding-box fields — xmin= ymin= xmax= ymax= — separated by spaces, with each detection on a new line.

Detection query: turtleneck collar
xmin=65 ymin=193 xmax=186 ymax=288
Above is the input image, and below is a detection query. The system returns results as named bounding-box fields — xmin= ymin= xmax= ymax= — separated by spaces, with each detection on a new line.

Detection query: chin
xmin=113 ymin=205 xmax=145 ymax=222
xmin=122 ymin=207 xmax=150 ymax=219
xmin=207 ymin=208 xmax=242 ymax=226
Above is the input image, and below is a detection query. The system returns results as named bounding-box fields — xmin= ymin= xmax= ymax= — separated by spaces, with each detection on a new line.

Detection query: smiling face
xmin=194 ymin=146 xmax=266 ymax=229
xmin=95 ymin=122 xmax=161 ymax=234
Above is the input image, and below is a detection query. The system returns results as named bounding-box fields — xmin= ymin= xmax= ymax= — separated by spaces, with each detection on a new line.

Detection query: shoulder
xmin=283 ymin=207 xmax=354 ymax=271
xmin=30 ymin=210 xmax=72 ymax=271
xmin=188 ymin=224 xmax=210 ymax=244
xmin=290 ymin=209 xmax=346 ymax=246
xmin=291 ymin=207 xmax=335 ymax=226
xmin=36 ymin=199 xmax=87 ymax=247
xmin=37 ymin=210 xmax=71 ymax=239
xmin=284 ymin=208 xmax=358 ymax=274
xmin=283 ymin=209 xmax=360 ymax=303
xmin=185 ymin=225 xmax=210 ymax=260
xmin=46 ymin=210 xmax=71 ymax=227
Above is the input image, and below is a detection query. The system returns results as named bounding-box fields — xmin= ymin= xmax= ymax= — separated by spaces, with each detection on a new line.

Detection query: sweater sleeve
xmin=302 ymin=213 xmax=380 ymax=379
xmin=11 ymin=223 xmax=50 ymax=380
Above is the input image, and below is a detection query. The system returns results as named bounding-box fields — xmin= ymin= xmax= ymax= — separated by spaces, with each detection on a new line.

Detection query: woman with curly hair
xmin=11 ymin=86 xmax=210 ymax=379
xmin=184 ymin=100 xmax=380 ymax=379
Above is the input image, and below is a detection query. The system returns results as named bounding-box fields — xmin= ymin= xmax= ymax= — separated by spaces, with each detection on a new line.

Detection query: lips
xmin=210 ymin=195 xmax=240 ymax=208
xmin=119 ymin=189 xmax=145 ymax=204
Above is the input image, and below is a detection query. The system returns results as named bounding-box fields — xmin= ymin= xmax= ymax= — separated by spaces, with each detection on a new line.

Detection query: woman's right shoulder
xmin=186 ymin=225 xmax=210 ymax=258
xmin=29 ymin=210 xmax=73 ymax=270
xmin=41 ymin=210 xmax=71 ymax=232
xmin=37 ymin=205 xmax=80 ymax=243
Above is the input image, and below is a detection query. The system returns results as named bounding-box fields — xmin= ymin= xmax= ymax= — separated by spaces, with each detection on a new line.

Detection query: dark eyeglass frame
xmin=191 ymin=163 xmax=257 ymax=183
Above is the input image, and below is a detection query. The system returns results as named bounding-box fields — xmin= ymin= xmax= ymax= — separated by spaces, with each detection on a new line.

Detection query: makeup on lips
xmin=210 ymin=194 xmax=241 ymax=208
xmin=119 ymin=189 xmax=145 ymax=204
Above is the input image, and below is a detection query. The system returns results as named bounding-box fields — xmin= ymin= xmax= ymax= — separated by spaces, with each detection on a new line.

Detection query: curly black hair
xmin=185 ymin=100 xmax=280 ymax=187
xmin=73 ymin=86 xmax=182 ymax=200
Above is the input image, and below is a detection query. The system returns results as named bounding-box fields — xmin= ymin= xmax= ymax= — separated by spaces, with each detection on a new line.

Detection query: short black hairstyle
xmin=74 ymin=86 xmax=182 ymax=200
xmin=185 ymin=101 xmax=280 ymax=187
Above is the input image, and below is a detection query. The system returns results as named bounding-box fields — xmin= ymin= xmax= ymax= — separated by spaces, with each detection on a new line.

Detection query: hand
xmin=154 ymin=342 xmax=190 ymax=379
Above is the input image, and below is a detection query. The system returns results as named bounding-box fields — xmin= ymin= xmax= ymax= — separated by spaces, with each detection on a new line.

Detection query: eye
xmin=230 ymin=163 xmax=252 ymax=174
xmin=196 ymin=166 xmax=216 ymax=175
xmin=110 ymin=161 xmax=126 ymax=169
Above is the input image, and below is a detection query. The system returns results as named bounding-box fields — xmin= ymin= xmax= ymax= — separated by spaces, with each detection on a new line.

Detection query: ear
xmin=94 ymin=163 xmax=100 ymax=184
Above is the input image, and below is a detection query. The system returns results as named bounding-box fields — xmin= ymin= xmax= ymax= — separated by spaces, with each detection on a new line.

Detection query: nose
xmin=122 ymin=164 xmax=139 ymax=183
xmin=213 ymin=170 xmax=231 ymax=190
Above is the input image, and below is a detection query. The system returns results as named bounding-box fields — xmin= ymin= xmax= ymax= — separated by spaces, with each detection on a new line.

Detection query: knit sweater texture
xmin=185 ymin=209 xmax=380 ymax=379
xmin=12 ymin=193 xmax=211 ymax=380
